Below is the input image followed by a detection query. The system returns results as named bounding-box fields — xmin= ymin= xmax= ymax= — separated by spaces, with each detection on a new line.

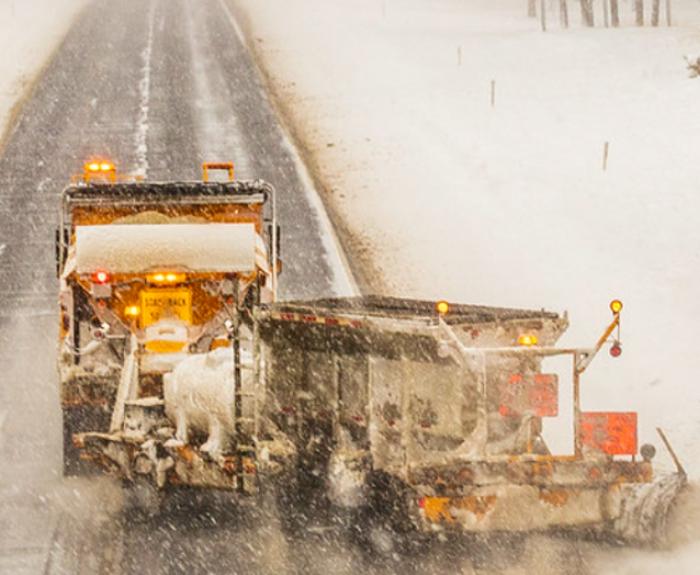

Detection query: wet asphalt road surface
xmin=0 ymin=0 xmax=351 ymax=572
xmin=0 ymin=0 xmax=594 ymax=573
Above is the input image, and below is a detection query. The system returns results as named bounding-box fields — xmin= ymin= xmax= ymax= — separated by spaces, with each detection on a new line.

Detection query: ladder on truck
xmin=229 ymin=279 xmax=261 ymax=494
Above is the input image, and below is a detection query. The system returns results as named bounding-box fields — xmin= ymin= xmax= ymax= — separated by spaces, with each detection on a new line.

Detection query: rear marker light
xmin=436 ymin=300 xmax=450 ymax=316
xmin=92 ymin=270 xmax=110 ymax=284
xmin=147 ymin=272 xmax=186 ymax=284
xmin=125 ymin=305 xmax=141 ymax=318
xmin=610 ymin=342 xmax=622 ymax=357
xmin=518 ymin=334 xmax=538 ymax=347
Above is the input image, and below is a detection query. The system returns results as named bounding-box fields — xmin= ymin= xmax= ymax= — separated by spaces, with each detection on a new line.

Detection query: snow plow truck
xmin=56 ymin=161 xmax=685 ymax=546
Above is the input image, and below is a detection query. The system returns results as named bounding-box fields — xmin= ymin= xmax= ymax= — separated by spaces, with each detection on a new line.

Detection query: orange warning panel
xmin=579 ymin=412 xmax=637 ymax=456
xmin=500 ymin=373 xmax=558 ymax=417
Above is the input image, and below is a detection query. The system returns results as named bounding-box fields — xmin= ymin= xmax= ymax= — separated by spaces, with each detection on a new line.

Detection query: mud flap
xmin=612 ymin=473 xmax=687 ymax=546
xmin=63 ymin=404 xmax=111 ymax=476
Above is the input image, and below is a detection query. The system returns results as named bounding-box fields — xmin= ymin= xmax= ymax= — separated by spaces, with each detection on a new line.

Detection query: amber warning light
xmin=85 ymin=161 xmax=114 ymax=173
xmin=435 ymin=300 xmax=450 ymax=316
xmin=125 ymin=305 xmax=141 ymax=318
xmin=82 ymin=159 xmax=117 ymax=183
xmin=610 ymin=299 xmax=623 ymax=314
xmin=147 ymin=272 xmax=186 ymax=285
xmin=517 ymin=334 xmax=539 ymax=347
xmin=608 ymin=299 xmax=623 ymax=357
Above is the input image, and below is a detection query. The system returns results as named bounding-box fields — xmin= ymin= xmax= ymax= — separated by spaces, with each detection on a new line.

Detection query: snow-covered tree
xmin=528 ymin=0 xmax=536 ymax=17
xmin=559 ymin=0 xmax=569 ymax=27
xmin=580 ymin=0 xmax=594 ymax=26
xmin=651 ymin=0 xmax=661 ymax=26
xmin=610 ymin=0 xmax=620 ymax=27
xmin=635 ymin=0 xmax=644 ymax=26
xmin=686 ymin=56 xmax=700 ymax=78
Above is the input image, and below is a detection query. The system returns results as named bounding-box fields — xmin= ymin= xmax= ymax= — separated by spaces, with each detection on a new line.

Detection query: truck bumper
xmin=406 ymin=458 xmax=665 ymax=538
xmin=414 ymin=484 xmax=622 ymax=532
xmin=74 ymin=432 xmax=256 ymax=493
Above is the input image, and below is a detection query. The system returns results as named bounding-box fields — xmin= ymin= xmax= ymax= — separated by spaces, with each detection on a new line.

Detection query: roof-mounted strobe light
xmin=435 ymin=300 xmax=450 ymax=316
xmin=82 ymin=159 xmax=116 ymax=183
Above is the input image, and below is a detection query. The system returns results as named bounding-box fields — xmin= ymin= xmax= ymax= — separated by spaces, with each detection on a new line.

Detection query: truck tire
xmin=349 ymin=472 xmax=418 ymax=557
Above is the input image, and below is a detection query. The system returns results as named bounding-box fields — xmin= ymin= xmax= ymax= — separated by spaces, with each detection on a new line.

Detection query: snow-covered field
xmin=0 ymin=0 xmax=88 ymax=143
xmin=233 ymin=0 xmax=700 ymax=568
xmin=235 ymin=0 xmax=700 ymax=463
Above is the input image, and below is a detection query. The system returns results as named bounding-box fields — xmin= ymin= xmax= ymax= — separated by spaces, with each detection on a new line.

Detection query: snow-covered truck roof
xmin=74 ymin=223 xmax=258 ymax=274
xmin=57 ymin=178 xmax=278 ymax=279
xmin=257 ymin=296 xmax=568 ymax=359
xmin=262 ymin=295 xmax=561 ymax=324
xmin=62 ymin=180 xmax=272 ymax=207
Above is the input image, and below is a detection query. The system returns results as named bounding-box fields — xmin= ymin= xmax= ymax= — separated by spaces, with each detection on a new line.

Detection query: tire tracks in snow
xmin=134 ymin=0 xmax=158 ymax=179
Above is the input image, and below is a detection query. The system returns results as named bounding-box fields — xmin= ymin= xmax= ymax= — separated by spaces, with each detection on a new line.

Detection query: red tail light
xmin=92 ymin=270 xmax=110 ymax=284
xmin=610 ymin=342 xmax=622 ymax=357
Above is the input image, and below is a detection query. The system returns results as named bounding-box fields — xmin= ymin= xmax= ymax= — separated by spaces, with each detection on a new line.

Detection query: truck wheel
xmin=275 ymin=484 xmax=311 ymax=535
xmin=366 ymin=523 xmax=399 ymax=557
xmin=348 ymin=507 xmax=408 ymax=559
xmin=348 ymin=472 xmax=423 ymax=557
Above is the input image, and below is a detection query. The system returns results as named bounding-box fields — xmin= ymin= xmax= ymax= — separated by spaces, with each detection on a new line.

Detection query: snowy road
xmin=0 ymin=0 xmax=357 ymax=572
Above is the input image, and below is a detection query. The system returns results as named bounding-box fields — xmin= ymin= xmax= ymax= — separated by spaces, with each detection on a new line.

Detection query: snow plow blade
xmin=613 ymin=472 xmax=687 ymax=545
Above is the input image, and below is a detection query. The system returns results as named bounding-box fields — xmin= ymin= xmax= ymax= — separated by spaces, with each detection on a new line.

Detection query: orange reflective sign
xmin=579 ymin=412 xmax=637 ymax=456
xmin=499 ymin=373 xmax=558 ymax=417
